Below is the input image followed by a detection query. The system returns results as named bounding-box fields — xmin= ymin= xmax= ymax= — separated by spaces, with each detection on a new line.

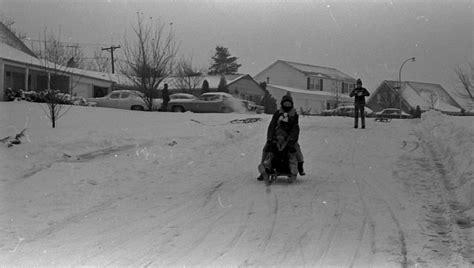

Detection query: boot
xmin=298 ymin=162 xmax=306 ymax=176
xmin=258 ymin=163 xmax=269 ymax=182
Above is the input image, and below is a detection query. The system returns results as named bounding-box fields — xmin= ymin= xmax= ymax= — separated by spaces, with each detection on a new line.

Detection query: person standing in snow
xmin=161 ymin=83 xmax=170 ymax=111
xmin=257 ymin=94 xmax=305 ymax=180
xmin=350 ymin=79 xmax=370 ymax=129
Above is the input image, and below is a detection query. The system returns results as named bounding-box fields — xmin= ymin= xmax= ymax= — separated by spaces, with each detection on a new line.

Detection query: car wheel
xmin=131 ymin=105 xmax=144 ymax=111
xmin=172 ymin=106 xmax=185 ymax=112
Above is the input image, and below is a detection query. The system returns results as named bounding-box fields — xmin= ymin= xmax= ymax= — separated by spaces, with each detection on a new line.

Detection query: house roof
xmin=258 ymin=60 xmax=356 ymax=82
xmin=381 ymin=80 xmax=463 ymax=111
xmin=0 ymin=22 xmax=36 ymax=57
xmin=158 ymin=74 xmax=249 ymax=90
xmin=0 ymin=42 xmax=120 ymax=83
xmin=267 ymin=84 xmax=352 ymax=100
xmin=0 ymin=42 xmax=43 ymax=66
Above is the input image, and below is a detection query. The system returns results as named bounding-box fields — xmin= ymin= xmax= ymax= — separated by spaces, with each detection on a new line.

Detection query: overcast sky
xmin=2 ymin=0 xmax=473 ymax=92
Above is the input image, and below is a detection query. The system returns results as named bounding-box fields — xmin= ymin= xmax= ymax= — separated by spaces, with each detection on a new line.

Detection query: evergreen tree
xmin=217 ymin=75 xmax=228 ymax=93
xmin=259 ymin=82 xmax=277 ymax=114
xmin=201 ymin=79 xmax=210 ymax=95
xmin=208 ymin=46 xmax=241 ymax=75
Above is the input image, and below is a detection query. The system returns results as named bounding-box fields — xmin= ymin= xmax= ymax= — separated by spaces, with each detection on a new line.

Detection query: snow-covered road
xmin=0 ymin=102 xmax=472 ymax=267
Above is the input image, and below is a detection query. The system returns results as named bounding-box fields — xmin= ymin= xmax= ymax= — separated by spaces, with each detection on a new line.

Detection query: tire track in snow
xmin=350 ymin=130 xmax=407 ymax=268
xmin=311 ymin=191 xmax=347 ymax=265
xmin=209 ymin=200 xmax=255 ymax=263
xmin=19 ymin=142 xmax=153 ymax=181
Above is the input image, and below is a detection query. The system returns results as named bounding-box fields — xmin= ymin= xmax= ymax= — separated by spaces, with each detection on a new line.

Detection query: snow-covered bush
xmin=416 ymin=110 xmax=474 ymax=210
xmin=4 ymin=89 xmax=92 ymax=106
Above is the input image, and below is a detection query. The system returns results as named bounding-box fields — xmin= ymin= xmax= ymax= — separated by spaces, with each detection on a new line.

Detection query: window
xmin=120 ymin=93 xmax=130 ymax=99
xmin=342 ymin=82 xmax=348 ymax=94
xmin=307 ymin=77 xmax=322 ymax=91
xmin=109 ymin=92 xmax=120 ymax=99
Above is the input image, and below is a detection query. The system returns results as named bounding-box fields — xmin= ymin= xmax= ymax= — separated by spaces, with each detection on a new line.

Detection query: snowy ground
xmin=0 ymin=101 xmax=472 ymax=267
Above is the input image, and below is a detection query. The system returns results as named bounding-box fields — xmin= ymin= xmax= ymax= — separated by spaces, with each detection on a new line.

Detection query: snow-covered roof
xmin=0 ymin=42 xmax=132 ymax=85
xmin=268 ymin=84 xmax=352 ymax=100
xmin=0 ymin=42 xmax=43 ymax=66
xmin=280 ymin=60 xmax=356 ymax=82
xmin=158 ymin=74 xmax=247 ymax=90
xmin=0 ymin=22 xmax=36 ymax=57
xmin=383 ymin=80 xmax=463 ymax=112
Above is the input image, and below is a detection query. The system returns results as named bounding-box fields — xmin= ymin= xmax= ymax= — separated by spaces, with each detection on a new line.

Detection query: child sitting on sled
xmin=258 ymin=128 xmax=298 ymax=181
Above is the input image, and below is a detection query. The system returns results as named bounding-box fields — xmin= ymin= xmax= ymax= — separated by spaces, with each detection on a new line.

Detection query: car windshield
xmin=199 ymin=95 xmax=221 ymax=101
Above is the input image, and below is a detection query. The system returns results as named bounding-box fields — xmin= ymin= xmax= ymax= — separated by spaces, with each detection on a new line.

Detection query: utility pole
xmin=102 ymin=45 xmax=120 ymax=73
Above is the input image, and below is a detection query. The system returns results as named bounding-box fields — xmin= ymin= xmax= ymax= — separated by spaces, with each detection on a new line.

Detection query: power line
xmin=25 ymin=38 xmax=115 ymax=48
xmin=102 ymin=45 xmax=121 ymax=74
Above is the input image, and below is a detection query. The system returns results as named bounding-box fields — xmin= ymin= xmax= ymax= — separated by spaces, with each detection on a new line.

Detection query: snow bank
xmin=416 ymin=110 xmax=474 ymax=211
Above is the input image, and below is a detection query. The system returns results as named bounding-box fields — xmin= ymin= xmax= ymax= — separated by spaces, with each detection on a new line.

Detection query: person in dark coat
xmin=349 ymin=79 xmax=370 ymax=128
xmin=161 ymin=83 xmax=170 ymax=111
xmin=257 ymin=94 xmax=305 ymax=180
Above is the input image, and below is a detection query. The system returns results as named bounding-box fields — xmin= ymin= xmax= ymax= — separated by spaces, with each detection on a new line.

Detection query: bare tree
xmin=35 ymin=30 xmax=80 ymax=128
xmin=83 ymin=49 xmax=111 ymax=72
xmin=120 ymin=13 xmax=178 ymax=111
xmin=31 ymin=29 xmax=85 ymax=68
xmin=173 ymin=56 xmax=204 ymax=94
xmin=454 ymin=63 xmax=474 ymax=110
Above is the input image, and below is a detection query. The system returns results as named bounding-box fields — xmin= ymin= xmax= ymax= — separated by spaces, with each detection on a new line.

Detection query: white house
xmin=367 ymin=80 xmax=464 ymax=115
xmin=253 ymin=60 xmax=357 ymax=113
xmin=0 ymin=22 xmax=119 ymax=100
xmin=266 ymin=84 xmax=352 ymax=115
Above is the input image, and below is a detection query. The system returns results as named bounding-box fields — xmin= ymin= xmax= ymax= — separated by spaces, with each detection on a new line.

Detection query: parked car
xmin=375 ymin=108 xmax=413 ymax=119
xmin=169 ymin=93 xmax=196 ymax=101
xmin=168 ymin=92 xmax=243 ymax=113
xmin=88 ymin=90 xmax=162 ymax=111
xmin=322 ymin=105 xmax=373 ymax=117
xmin=241 ymin=100 xmax=264 ymax=114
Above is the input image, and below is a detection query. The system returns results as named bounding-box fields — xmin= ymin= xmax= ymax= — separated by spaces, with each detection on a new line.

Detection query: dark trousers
xmin=354 ymin=104 xmax=365 ymax=127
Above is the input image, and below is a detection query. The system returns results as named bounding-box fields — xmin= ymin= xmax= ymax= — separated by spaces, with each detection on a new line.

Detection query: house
xmin=158 ymin=74 xmax=266 ymax=103
xmin=266 ymin=84 xmax=352 ymax=115
xmin=0 ymin=22 xmax=119 ymax=101
xmin=253 ymin=60 xmax=357 ymax=113
xmin=367 ymin=80 xmax=464 ymax=115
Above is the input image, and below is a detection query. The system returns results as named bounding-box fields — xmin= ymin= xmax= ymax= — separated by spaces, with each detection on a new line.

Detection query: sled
xmin=374 ymin=116 xmax=391 ymax=122
xmin=258 ymin=163 xmax=297 ymax=185
xmin=268 ymin=172 xmax=297 ymax=184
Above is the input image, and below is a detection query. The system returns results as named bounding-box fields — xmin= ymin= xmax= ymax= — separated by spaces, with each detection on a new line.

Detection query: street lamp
xmin=398 ymin=57 xmax=415 ymax=118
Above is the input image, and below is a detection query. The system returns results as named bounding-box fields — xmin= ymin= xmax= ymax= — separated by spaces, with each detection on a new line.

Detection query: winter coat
xmin=350 ymin=87 xmax=370 ymax=105
xmin=267 ymin=107 xmax=300 ymax=147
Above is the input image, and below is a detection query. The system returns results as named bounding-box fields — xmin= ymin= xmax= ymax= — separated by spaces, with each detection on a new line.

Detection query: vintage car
xmin=375 ymin=108 xmax=413 ymax=119
xmin=169 ymin=93 xmax=196 ymax=101
xmin=168 ymin=92 xmax=243 ymax=113
xmin=322 ymin=105 xmax=373 ymax=117
xmin=88 ymin=90 xmax=162 ymax=111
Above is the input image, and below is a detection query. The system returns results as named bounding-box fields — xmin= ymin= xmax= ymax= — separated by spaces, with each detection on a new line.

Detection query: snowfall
xmin=0 ymin=101 xmax=472 ymax=267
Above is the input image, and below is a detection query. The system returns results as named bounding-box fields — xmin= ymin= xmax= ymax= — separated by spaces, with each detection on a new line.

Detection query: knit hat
xmin=356 ymin=79 xmax=362 ymax=85
xmin=281 ymin=95 xmax=293 ymax=106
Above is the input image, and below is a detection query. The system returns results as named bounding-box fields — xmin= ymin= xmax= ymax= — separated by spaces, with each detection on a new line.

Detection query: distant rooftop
xmin=279 ymin=60 xmax=356 ymax=81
